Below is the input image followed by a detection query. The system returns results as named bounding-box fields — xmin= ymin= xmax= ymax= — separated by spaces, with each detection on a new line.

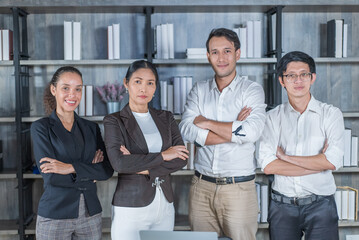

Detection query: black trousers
xmin=268 ymin=195 xmax=339 ymax=240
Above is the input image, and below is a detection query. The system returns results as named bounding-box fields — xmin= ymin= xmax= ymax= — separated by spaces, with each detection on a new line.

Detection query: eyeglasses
xmin=282 ymin=72 xmax=312 ymax=83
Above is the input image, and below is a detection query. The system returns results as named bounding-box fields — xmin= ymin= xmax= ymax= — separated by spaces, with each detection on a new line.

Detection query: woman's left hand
xmin=92 ymin=149 xmax=104 ymax=164
xmin=120 ymin=145 xmax=131 ymax=155
xmin=39 ymin=157 xmax=76 ymax=175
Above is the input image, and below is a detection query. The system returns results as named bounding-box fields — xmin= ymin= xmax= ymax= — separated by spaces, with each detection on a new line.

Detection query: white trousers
xmin=111 ymin=186 xmax=175 ymax=240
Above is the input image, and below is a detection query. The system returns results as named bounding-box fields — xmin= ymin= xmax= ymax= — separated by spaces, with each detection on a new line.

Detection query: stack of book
xmin=327 ymin=19 xmax=348 ymax=58
xmin=233 ymin=20 xmax=262 ymax=58
xmin=0 ymin=29 xmax=13 ymax=61
xmin=64 ymin=21 xmax=81 ymax=60
xmin=343 ymin=129 xmax=358 ymax=167
xmin=107 ymin=23 xmax=121 ymax=60
xmin=335 ymin=186 xmax=358 ymax=221
xmin=186 ymin=48 xmax=207 ymax=59
xmin=75 ymin=85 xmax=93 ymax=116
xmin=160 ymin=76 xmax=193 ymax=114
xmin=154 ymin=23 xmax=174 ymax=59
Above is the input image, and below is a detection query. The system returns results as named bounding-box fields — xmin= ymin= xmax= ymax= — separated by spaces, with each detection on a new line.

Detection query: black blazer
xmin=103 ymin=104 xmax=187 ymax=207
xmin=31 ymin=111 xmax=113 ymax=219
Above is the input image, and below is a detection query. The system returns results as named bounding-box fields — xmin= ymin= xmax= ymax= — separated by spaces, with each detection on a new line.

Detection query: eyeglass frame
xmin=281 ymin=72 xmax=313 ymax=83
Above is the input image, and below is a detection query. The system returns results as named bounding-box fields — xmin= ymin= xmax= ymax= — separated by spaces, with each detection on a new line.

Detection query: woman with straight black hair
xmin=104 ymin=60 xmax=188 ymax=240
xmin=31 ymin=66 xmax=113 ymax=240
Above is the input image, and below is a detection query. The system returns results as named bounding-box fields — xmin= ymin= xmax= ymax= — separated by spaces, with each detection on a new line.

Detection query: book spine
xmin=160 ymin=80 xmax=168 ymax=110
xmin=167 ymin=23 xmax=174 ymax=59
xmin=64 ymin=21 xmax=73 ymax=60
xmin=107 ymin=26 xmax=114 ymax=60
xmin=72 ymin=22 xmax=81 ymax=60
xmin=173 ymin=77 xmax=181 ymax=114
xmin=113 ymin=23 xmax=120 ymax=59
xmin=85 ymin=85 xmax=93 ymax=116
xmin=167 ymin=84 xmax=174 ymax=113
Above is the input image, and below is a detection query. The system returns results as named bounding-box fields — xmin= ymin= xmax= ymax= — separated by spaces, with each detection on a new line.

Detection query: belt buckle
xmin=292 ymin=197 xmax=298 ymax=205
xmin=216 ymin=177 xmax=227 ymax=185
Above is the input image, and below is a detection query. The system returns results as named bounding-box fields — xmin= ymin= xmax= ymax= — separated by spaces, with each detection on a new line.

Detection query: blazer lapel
xmin=49 ymin=111 xmax=75 ymax=163
xmin=76 ymin=113 xmax=95 ymax=163
xmin=120 ymin=104 xmax=149 ymax=154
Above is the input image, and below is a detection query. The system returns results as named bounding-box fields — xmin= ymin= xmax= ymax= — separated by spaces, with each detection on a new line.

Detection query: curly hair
xmin=43 ymin=66 xmax=83 ymax=115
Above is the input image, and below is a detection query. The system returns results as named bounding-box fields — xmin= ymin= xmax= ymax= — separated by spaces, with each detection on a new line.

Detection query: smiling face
xmin=124 ymin=68 xmax=157 ymax=112
xmin=50 ymin=72 xmax=83 ymax=114
xmin=207 ymin=36 xmax=240 ymax=82
xmin=279 ymin=61 xmax=316 ymax=100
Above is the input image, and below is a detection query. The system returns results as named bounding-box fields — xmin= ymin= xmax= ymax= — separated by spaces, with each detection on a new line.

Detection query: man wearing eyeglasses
xmin=258 ymin=51 xmax=344 ymax=240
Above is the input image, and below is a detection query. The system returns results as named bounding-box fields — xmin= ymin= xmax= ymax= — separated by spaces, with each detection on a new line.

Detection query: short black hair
xmin=206 ymin=28 xmax=240 ymax=53
xmin=277 ymin=51 xmax=316 ymax=77
xmin=124 ymin=60 xmax=159 ymax=85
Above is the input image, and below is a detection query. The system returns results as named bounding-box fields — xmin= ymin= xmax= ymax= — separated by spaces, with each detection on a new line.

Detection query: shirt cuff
xmin=324 ymin=146 xmax=344 ymax=170
xmin=231 ymin=120 xmax=244 ymax=143
xmin=258 ymin=155 xmax=277 ymax=172
xmin=195 ymin=128 xmax=209 ymax=147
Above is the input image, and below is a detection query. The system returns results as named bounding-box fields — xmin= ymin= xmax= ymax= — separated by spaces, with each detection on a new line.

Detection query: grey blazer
xmin=103 ymin=104 xmax=187 ymax=207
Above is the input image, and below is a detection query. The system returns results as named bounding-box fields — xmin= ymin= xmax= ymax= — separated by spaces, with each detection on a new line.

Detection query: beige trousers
xmin=189 ymin=175 xmax=258 ymax=240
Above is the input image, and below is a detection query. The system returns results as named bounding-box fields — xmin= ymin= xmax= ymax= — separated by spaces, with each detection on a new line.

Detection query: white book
xmin=239 ymin=27 xmax=247 ymax=58
xmin=180 ymin=76 xmax=187 ymax=114
xmin=78 ymin=85 xmax=86 ymax=116
xmin=327 ymin=19 xmax=343 ymax=58
xmin=255 ymin=183 xmax=261 ymax=222
xmin=349 ymin=190 xmax=355 ymax=220
xmin=187 ymin=54 xmax=207 ymax=59
xmin=260 ymin=184 xmax=268 ymax=222
xmin=113 ymin=23 xmax=120 ymax=59
xmin=72 ymin=22 xmax=81 ymax=60
xmin=335 ymin=190 xmax=342 ymax=220
xmin=85 ymin=85 xmax=93 ymax=116
xmin=2 ymin=29 xmax=12 ymax=61
xmin=167 ymin=23 xmax=174 ymax=59
xmin=253 ymin=20 xmax=262 ymax=58
xmin=233 ymin=28 xmax=239 ymax=38
xmin=344 ymin=129 xmax=352 ymax=167
xmin=186 ymin=76 xmax=193 ymax=96
xmin=352 ymin=136 xmax=358 ymax=167
xmin=173 ymin=77 xmax=181 ymax=114
xmin=161 ymin=24 xmax=169 ymax=59
xmin=346 ymin=235 xmax=359 ymax=240
xmin=107 ymin=26 xmax=113 ymax=60
xmin=187 ymin=143 xmax=195 ymax=170
xmin=0 ymin=30 xmax=2 ymax=61
xmin=160 ymin=81 xmax=168 ymax=110
xmin=167 ymin=84 xmax=174 ymax=113
xmin=186 ymin=48 xmax=207 ymax=55
xmin=342 ymin=190 xmax=349 ymax=220
xmin=156 ymin=25 xmax=162 ymax=59
xmin=246 ymin=21 xmax=254 ymax=58
xmin=64 ymin=21 xmax=73 ymax=60
xmin=343 ymin=23 xmax=348 ymax=58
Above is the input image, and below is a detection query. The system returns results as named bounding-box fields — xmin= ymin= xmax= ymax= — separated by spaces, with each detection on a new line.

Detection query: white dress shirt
xmin=258 ymin=95 xmax=344 ymax=197
xmin=179 ymin=74 xmax=266 ymax=177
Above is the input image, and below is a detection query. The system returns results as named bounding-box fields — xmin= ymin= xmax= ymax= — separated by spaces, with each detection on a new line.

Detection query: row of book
xmin=64 ymin=21 xmax=81 ymax=60
xmin=343 ymin=129 xmax=358 ymax=167
xmin=233 ymin=20 xmax=262 ymax=58
xmin=335 ymin=187 xmax=358 ymax=221
xmin=107 ymin=23 xmax=121 ymax=60
xmin=0 ymin=29 xmax=13 ymax=61
xmin=186 ymin=48 xmax=207 ymax=59
xmin=160 ymin=76 xmax=193 ymax=114
xmin=327 ymin=19 xmax=348 ymax=58
xmin=74 ymin=85 xmax=94 ymax=116
xmin=154 ymin=23 xmax=175 ymax=59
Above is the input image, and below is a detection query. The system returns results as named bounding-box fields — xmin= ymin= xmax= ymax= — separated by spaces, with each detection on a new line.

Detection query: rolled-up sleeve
xmin=231 ymin=82 xmax=266 ymax=144
xmin=257 ymin=113 xmax=279 ymax=171
xmin=323 ymin=108 xmax=345 ymax=170
xmin=179 ymin=83 xmax=209 ymax=147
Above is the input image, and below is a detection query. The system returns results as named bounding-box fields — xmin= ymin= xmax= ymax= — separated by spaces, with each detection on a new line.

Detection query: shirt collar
xmin=285 ymin=94 xmax=321 ymax=115
xmin=210 ymin=73 xmax=241 ymax=92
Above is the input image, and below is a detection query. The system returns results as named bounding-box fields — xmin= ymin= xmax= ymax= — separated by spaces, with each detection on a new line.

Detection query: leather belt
xmin=271 ymin=190 xmax=326 ymax=206
xmin=195 ymin=171 xmax=255 ymax=185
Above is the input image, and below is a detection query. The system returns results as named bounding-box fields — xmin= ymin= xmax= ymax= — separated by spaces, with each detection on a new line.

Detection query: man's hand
xmin=276 ymin=146 xmax=288 ymax=161
xmin=193 ymin=115 xmax=209 ymax=129
xmin=237 ymin=106 xmax=252 ymax=121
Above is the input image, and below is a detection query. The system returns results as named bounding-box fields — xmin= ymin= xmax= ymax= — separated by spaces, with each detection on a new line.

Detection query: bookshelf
xmin=0 ymin=1 xmax=358 ymax=240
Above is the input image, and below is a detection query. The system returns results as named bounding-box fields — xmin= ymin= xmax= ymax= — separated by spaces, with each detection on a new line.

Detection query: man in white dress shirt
xmin=258 ymin=51 xmax=344 ymax=240
xmin=179 ymin=28 xmax=266 ymax=240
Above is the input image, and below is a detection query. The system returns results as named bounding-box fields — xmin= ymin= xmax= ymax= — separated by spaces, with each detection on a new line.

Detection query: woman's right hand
xmin=92 ymin=149 xmax=104 ymax=164
xmin=161 ymin=145 xmax=189 ymax=161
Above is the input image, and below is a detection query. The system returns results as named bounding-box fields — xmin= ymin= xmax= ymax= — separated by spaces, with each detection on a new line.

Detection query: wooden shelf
xmin=0 ymin=170 xmax=17 ymax=179
xmin=20 ymin=59 xmax=141 ymax=66
xmin=0 ymin=61 xmax=13 ymax=66
xmin=0 ymin=117 xmax=15 ymax=123
xmin=314 ymin=57 xmax=359 ymax=63
xmin=0 ymin=220 xmax=18 ymax=235
xmin=343 ymin=112 xmax=359 ymax=118
xmin=153 ymin=58 xmax=277 ymax=65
